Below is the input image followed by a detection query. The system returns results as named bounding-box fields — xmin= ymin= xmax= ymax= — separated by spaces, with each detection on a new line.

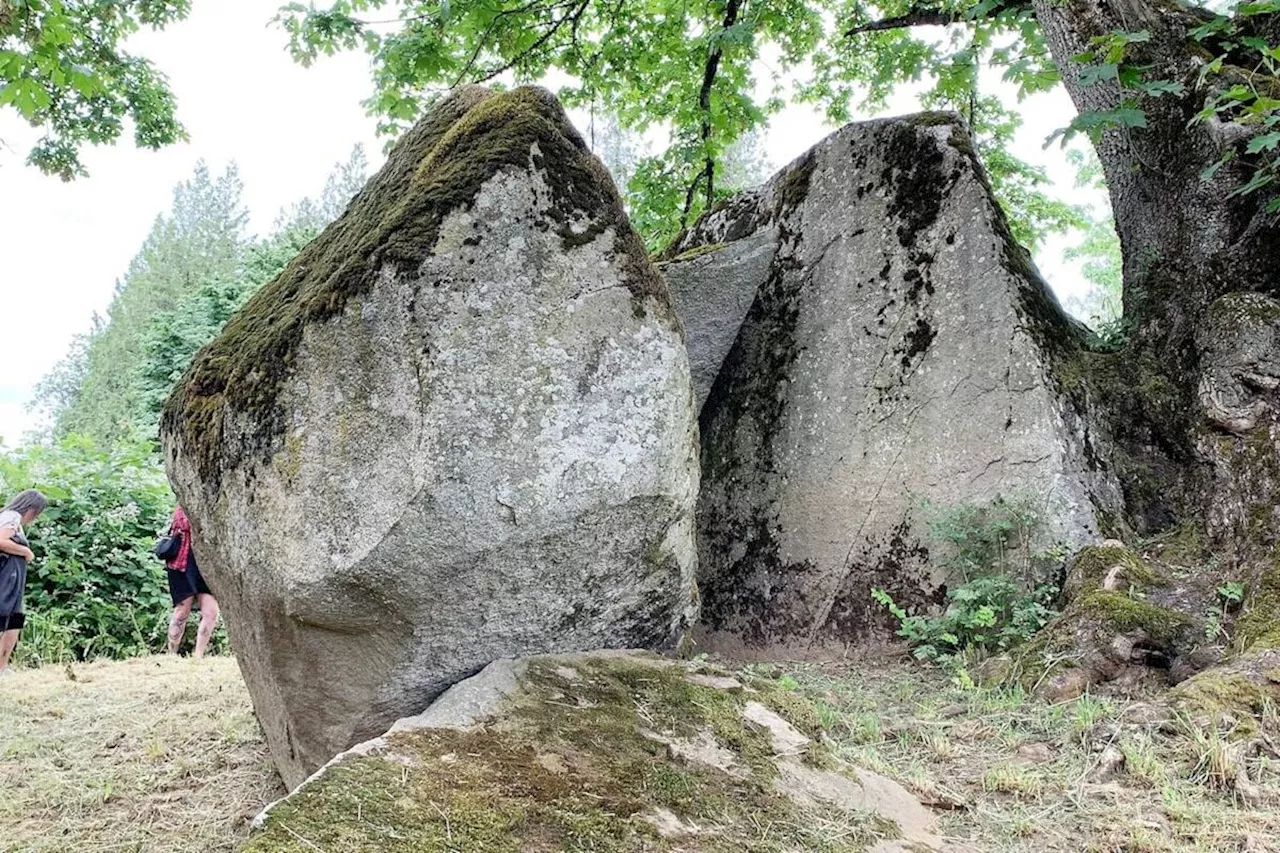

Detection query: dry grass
xmin=764 ymin=660 xmax=1280 ymax=852
xmin=2 ymin=654 xmax=1279 ymax=852
xmin=0 ymin=656 xmax=283 ymax=853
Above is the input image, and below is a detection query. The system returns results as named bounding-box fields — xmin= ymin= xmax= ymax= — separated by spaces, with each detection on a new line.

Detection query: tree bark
xmin=1025 ymin=0 xmax=1280 ymax=551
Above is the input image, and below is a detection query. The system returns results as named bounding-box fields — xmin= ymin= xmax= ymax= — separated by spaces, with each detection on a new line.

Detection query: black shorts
xmin=0 ymin=612 xmax=24 ymax=631
xmin=167 ymin=553 xmax=212 ymax=606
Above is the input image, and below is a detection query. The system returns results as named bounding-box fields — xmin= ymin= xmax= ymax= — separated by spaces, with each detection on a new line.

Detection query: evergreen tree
xmin=47 ymin=162 xmax=248 ymax=443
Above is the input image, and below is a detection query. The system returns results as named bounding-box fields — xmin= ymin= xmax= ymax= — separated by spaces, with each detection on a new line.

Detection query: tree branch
xmin=843 ymin=0 xmax=1030 ymax=37
xmin=695 ymin=0 xmax=743 ymax=209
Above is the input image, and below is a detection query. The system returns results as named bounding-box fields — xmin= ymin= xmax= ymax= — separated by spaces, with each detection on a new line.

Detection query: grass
xmin=1 ymin=655 xmax=1278 ymax=851
xmin=764 ymin=660 xmax=1280 ymax=851
xmin=0 ymin=655 xmax=283 ymax=852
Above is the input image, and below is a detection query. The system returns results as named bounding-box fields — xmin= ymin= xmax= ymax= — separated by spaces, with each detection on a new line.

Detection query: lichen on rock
xmin=162 ymin=85 xmax=700 ymax=789
xmin=245 ymin=652 xmax=948 ymax=852
xmin=165 ymin=85 xmax=666 ymax=484
xmin=660 ymin=113 xmax=1120 ymax=652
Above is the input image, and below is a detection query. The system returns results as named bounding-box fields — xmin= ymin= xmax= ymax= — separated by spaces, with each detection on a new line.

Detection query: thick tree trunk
xmin=1003 ymin=0 xmax=1280 ymax=718
xmin=1030 ymin=0 xmax=1280 ymax=551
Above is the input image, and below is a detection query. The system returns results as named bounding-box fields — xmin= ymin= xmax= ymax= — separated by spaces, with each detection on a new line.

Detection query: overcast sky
xmin=0 ymin=0 xmax=1100 ymax=447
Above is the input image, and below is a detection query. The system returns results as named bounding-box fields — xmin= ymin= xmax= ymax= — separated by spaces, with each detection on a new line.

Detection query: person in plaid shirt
xmin=165 ymin=505 xmax=220 ymax=658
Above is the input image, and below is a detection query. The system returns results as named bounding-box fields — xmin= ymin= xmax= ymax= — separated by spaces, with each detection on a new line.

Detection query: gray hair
xmin=4 ymin=489 xmax=48 ymax=518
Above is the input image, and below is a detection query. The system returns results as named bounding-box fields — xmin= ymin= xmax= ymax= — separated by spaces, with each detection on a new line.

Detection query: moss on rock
xmin=1066 ymin=544 xmax=1167 ymax=597
xmin=1007 ymin=544 xmax=1193 ymax=696
xmin=164 ymin=85 xmax=662 ymax=485
xmin=1166 ymin=650 xmax=1280 ymax=731
xmin=1236 ymin=559 xmax=1280 ymax=652
xmin=1074 ymin=590 xmax=1190 ymax=644
xmin=244 ymin=655 xmax=904 ymax=852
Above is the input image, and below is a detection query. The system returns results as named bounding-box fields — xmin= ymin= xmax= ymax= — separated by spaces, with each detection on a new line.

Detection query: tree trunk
xmin=1030 ymin=0 xmax=1280 ymax=553
xmin=1004 ymin=1 xmax=1280 ymax=717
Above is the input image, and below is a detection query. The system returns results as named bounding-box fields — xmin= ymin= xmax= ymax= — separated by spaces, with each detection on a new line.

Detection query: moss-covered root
xmin=1166 ymin=649 xmax=1280 ymax=733
xmin=242 ymin=654 xmax=943 ymax=853
xmin=1006 ymin=544 xmax=1195 ymax=701
xmin=1236 ymin=559 xmax=1280 ymax=653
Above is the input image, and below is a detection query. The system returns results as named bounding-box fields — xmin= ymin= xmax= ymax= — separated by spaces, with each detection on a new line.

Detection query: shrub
xmin=873 ymin=577 xmax=1057 ymax=667
xmin=874 ymin=495 xmax=1065 ymax=674
xmin=0 ymin=435 xmax=176 ymax=664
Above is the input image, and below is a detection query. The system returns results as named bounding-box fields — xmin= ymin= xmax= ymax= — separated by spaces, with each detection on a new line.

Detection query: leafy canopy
xmin=275 ymin=0 xmax=1081 ymax=249
xmin=0 ymin=0 xmax=190 ymax=179
xmin=276 ymin=0 xmax=1278 ymax=248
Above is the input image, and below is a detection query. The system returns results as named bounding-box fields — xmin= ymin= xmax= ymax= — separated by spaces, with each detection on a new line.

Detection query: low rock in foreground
xmin=246 ymin=651 xmax=956 ymax=852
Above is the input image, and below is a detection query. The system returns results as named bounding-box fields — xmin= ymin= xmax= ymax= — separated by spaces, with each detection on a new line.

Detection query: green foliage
xmin=874 ymin=495 xmax=1064 ymax=676
xmin=1204 ymin=579 xmax=1247 ymax=641
xmin=0 ymin=0 xmax=191 ymax=178
xmin=1060 ymin=4 xmax=1280 ymax=212
xmin=920 ymin=493 xmax=1055 ymax=584
xmin=0 ymin=434 xmax=174 ymax=665
xmin=273 ymin=0 xmax=1083 ymax=249
xmin=34 ymin=148 xmax=368 ymax=445
xmin=1063 ymin=150 xmax=1125 ymax=335
xmin=872 ymin=577 xmax=1058 ymax=669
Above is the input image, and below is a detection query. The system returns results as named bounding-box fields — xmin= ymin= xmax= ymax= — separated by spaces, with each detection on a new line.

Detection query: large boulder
xmin=161 ymin=86 xmax=699 ymax=788
xmin=661 ymin=114 xmax=1120 ymax=652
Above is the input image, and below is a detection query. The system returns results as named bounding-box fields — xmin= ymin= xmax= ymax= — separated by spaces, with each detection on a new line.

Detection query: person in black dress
xmin=165 ymin=504 xmax=220 ymax=658
xmin=0 ymin=489 xmax=48 ymax=676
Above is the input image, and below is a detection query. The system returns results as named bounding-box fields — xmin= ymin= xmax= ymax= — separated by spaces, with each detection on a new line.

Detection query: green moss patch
xmin=164 ymin=85 xmax=664 ymax=485
xmin=244 ymin=657 xmax=897 ymax=852
xmin=1006 ymin=545 xmax=1191 ymax=693
xmin=655 ymin=242 xmax=730 ymax=266
xmin=1236 ymin=559 xmax=1280 ymax=652
xmin=1167 ymin=664 xmax=1280 ymax=730
xmin=1074 ymin=590 xmax=1191 ymax=644
xmin=1070 ymin=544 xmax=1168 ymax=594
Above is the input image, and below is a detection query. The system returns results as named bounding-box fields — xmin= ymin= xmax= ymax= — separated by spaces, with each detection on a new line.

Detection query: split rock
xmin=662 ymin=114 xmax=1119 ymax=651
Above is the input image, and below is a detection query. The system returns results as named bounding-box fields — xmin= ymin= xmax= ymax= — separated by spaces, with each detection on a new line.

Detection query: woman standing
xmin=165 ymin=505 xmax=220 ymax=658
xmin=0 ymin=489 xmax=48 ymax=677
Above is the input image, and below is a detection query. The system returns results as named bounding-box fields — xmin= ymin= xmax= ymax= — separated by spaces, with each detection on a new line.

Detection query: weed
xmin=981 ymin=764 xmax=1043 ymax=796
xmin=873 ymin=576 xmax=1057 ymax=669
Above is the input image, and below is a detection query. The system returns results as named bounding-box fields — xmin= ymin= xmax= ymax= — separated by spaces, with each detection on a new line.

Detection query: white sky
xmin=0 ymin=0 xmax=1102 ymax=447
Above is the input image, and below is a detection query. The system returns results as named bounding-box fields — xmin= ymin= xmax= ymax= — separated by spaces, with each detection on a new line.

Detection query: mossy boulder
xmin=1009 ymin=544 xmax=1205 ymax=700
xmin=661 ymin=113 xmax=1120 ymax=652
xmin=162 ymin=86 xmax=699 ymax=788
xmin=1166 ymin=648 xmax=1280 ymax=733
xmin=244 ymin=652 xmax=949 ymax=853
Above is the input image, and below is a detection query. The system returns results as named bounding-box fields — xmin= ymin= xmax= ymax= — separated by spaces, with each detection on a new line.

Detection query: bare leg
xmin=193 ymin=594 xmax=220 ymax=660
xmin=168 ymin=598 xmax=194 ymax=655
xmin=0 ymin=628 xmax=19 ymax=671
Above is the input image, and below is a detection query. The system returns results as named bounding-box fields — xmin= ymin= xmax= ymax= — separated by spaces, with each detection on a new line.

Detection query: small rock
xmin=1016 ymin=742 xmax=1055 ymax=764
xmin=685 ymin=673 xmax=743 ymax=691
xmin=642 ymin=807 xmax=699 ymax=838
xmin=1090 ymin=746 xmax=1126 ymax=782
xmin=1041 ymin=668 xmax=1091 ymax=703
xmin=742 ymin=701 xmax=810 ymax=755
xmin=552 ymin=666 xmax=580 ymax=682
